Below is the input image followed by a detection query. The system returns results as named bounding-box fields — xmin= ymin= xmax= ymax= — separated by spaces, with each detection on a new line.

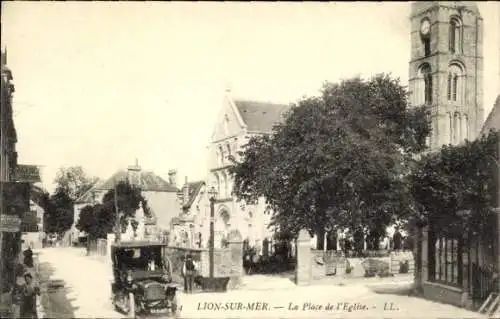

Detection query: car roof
xmin=111 ymin=240 xmax=167 ymax=249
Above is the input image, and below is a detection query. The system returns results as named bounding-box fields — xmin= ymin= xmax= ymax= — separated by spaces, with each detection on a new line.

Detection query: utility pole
xmin=114 ymin=179 xmax=121 ymax=243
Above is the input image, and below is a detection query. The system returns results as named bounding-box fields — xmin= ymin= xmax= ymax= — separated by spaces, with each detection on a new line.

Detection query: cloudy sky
xmin=2 ymin=2 xmax=499 ymax=192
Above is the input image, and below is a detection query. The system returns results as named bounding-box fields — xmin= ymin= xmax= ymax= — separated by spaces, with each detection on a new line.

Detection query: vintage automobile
xmin=110 ymin=240 xmax=179 ymax=317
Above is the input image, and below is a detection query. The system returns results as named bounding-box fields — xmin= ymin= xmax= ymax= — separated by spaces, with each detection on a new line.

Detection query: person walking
xmin=20 ymin=273 xmax=40 ymax=319
xmin=11 ymin=275 xmax=25 ymax=319
xmin=23 ymin=245 xmax=34 ymax=276
xmin=181 ymin=254 xmax=197 ymax=294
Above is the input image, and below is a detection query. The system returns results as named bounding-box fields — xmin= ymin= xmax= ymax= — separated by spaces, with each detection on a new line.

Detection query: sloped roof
xmin=76 ymin=169 xmax=178 ymax=203
xmin=182 ymin=181 xmax=205 ymax=209
xmin=481 ymin=95 xmax=500 ymax=136
xmin=233 ymin=99 xmax=292 ymax=133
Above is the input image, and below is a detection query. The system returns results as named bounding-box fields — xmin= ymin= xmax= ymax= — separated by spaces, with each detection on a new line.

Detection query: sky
xmin=2 ymin=2 xmax=499 ymax=193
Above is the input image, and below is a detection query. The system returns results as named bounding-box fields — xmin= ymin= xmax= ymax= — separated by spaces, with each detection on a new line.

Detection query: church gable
xmin=211 ymin=95 xmax=247 ymax=142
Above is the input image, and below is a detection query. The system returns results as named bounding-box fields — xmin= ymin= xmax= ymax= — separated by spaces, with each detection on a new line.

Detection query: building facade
xmin=1 ymin=49 xmax=29 ymax=312
xmin=72 ymin=161 xmax=181 ymax=243
xmin=410 ymin=2 xmax=500 ymax=310
xmin=206 ymin=92 xmax=292 ymax=253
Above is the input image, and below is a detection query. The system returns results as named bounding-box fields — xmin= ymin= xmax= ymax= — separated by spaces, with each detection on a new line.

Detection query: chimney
xmin=168 ymin=169 xmax=177 ymax=188
xmin=127 ymin=158 xmax=142 ymax=187
xmin=183 ymin=176 xmax=190 ymax=205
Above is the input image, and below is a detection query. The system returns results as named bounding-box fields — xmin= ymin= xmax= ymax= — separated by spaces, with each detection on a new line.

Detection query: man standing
xmin=182 ymin=254 xmax=197 ymax=294
xmin=20 ymin=273 xmax=40 ymax=319
xmin=393 ymin=227 xmax=403 ymax=251
xmin=23 ymin=245 xmax=34 ymax=275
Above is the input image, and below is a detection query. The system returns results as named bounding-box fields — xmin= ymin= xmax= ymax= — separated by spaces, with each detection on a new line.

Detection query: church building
xmin=410 ymin=1 xmax=500 ymax=310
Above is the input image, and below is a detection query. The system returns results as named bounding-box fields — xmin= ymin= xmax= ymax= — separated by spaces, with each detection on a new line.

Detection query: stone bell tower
xmin=408 ymin=1 xmax=484 ymax=150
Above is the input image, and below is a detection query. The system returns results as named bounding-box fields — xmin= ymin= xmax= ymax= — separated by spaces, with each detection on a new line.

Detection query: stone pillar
xmin=421 ymin=226 xmax=429 ymax=282
xmin=227 ymin=230 xmax=243 ymax=289
xmin=295 ymin=229 xmax=312 ymax=286
xmin=106 ymin=233 xmax=115 ymax=264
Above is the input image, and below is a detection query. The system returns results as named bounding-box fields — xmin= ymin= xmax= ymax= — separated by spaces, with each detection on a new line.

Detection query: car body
xmin=110 ymin=240 xmax=179 ymax=317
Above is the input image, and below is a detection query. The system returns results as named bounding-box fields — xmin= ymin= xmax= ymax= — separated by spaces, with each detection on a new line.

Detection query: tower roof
xmin=411 ymin=1 xmax=480 ymax=17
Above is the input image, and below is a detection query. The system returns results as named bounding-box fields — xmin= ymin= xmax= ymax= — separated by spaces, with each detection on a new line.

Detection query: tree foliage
xmin=42 ymin=187 xmax=74 ymax=235
xmin=75 ymin=180 xmax=149 ymax=239
xmin=54 ymin=166 xmax=99 ymax=201
xmin=230 ymin=74 xmax=431 ymax=238
xmin=410 ymin=130 xmax=499 ymax=236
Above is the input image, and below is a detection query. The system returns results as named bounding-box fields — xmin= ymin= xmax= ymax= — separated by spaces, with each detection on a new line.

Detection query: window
xmin=226 ymin=143 xmax=232 ymax=161
xmin=423 ymin=37 xmax=431 ymax=57
xmin=449 ymin=17 xmax=462 ymax=54
xmin=447 ymin=64 xmax=464 ymax=103
xmin=218 ymin=145 xmax=224 ymax=166
xmin=429 ymin=234 xmax=462 ymax=286
xmin=416 ymin=64 xmax=432 ymax=105
xmin=223 ymin=115 xmax=229 ymax=136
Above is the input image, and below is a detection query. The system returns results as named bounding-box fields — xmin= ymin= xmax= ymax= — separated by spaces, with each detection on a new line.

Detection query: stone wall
xmin=164 ymin=246 xmax=240 ymax=288
xmin=309 ymin=249 xmax=414 ymax=279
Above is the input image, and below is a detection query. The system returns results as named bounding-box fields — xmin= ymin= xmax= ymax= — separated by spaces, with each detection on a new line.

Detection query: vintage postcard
xmin=1 ymin=1 xmax=499 ymax=319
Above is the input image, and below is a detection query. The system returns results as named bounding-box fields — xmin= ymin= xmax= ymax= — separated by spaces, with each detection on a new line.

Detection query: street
xmin=36 ymin=247 xmax=486 ymax=319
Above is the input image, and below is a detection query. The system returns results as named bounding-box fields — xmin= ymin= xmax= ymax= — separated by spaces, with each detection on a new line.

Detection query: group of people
xmin=10 ymin=245 xmax=40 ymax=319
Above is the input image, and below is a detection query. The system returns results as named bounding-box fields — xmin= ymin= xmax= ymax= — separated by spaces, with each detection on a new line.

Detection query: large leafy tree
xmin=54 ymin=166 xmax=99 ymax=201
xmin=230 ymin=74 xmax=430 ymax=240
xmin=43 ymin=187 xmax=74 ymax=235
xmin=410 ymin=130 xmax=499 ymax=236
xmin=75 ymin=180 xmax=150 ymax=238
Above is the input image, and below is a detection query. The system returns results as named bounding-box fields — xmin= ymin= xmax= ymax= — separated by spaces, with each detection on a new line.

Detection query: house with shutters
xmin=204 ymin=90 xmax=292 ymax=251
xmin=72 ymin=160 xmax=181 ymax=242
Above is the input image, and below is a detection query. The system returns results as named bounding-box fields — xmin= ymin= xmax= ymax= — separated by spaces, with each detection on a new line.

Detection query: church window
xmin=223 ymin=115 xmax=229 ymax=136
xmin=219 ymin=145 xmax=224 ymax=166
xmin=423 ymin=38 xmax=431 ymax=57
xmin=416 ymin=64 xmax=432 ymax=106
xmin=213 ymin=173 xmax=221 ymax=196
xmin=449 ymin=17 xmax=462 ymax=54
xmin=226 ymin=143 xmax=232 ymax=161
xmin=421 ymin=64 xmax=432 ymax=104
xmin=447 ymin=63 xmax=464 ymax=103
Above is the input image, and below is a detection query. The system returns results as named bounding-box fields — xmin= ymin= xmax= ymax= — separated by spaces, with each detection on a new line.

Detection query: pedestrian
xmin=23 ymin=245 xmax=34 ymax=275
xmin=20 ymin=273 xmax=40 ymax=319
xmin=11 ymin=274 xmax=26 ymax=319
xmin=393 ymin=227 xmax=403 ymax=251
xmin=181 ymin=254 xmax=197 ymax=294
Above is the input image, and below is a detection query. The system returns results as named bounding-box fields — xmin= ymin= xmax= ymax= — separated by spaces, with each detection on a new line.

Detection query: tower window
xmin=423 ymin=38 xmax=431 ymax=57
xmin=447 ymin=63 xmax=464 ymax=103
xmin=416 ymin=64 xmax=433 ymax=105
xmin=424 ymin=71 xmax=432 ymax=104
xmin=449 ymin=17 xmax=462 ymax=54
